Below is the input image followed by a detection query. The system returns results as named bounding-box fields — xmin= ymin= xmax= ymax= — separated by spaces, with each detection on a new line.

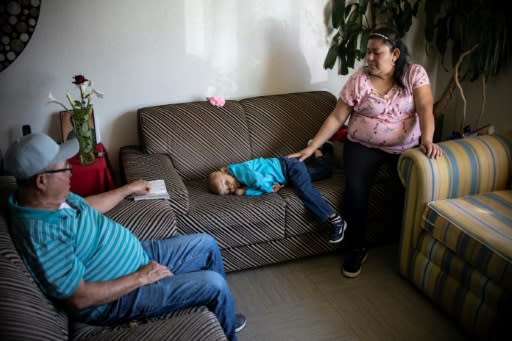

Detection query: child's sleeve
xmin=229 ymin=163 xmax=274 ymax=195
xmin=244 ymin=188 xmax=265 ymax=196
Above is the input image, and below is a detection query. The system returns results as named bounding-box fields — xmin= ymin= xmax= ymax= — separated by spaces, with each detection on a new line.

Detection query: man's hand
xmin=86 ymin=179 xmax=151 ymax=213
xmin=138 ymin=261 xmax=173 ymax=285
xmin=129 ymin=179 xmax=151 ymax=196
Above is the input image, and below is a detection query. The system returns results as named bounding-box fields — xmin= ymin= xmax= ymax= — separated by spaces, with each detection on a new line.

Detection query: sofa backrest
xmin=137 ymin=91 xmax=337 ymax=180
xmin=241 ymin=91 xmax=337 ymax=158
xmin=0 ymin=214 xmax=69 ymax=340
xmin=138 ymin=100 xmax=252 ymax=180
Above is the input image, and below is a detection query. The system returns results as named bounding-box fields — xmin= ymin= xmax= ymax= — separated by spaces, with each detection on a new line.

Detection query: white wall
xmin=0 ymin=0 xmax=346 ymax=174
xmin=1 ymin=0 xmax=511 ymax=176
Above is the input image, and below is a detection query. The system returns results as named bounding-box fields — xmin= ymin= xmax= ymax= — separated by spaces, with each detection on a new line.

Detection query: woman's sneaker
xmin=328 ymin=214 xmax=347 ymax=243
xmin=342 ymin=248 xmax=368 ymax=278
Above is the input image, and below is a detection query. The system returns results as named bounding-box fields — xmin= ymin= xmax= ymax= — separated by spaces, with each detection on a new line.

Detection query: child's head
xmin=207 ymin=167 xmax=241 ymax=195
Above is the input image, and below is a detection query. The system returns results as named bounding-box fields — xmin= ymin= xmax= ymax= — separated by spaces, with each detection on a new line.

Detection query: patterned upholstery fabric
xmin=240 ymin=92 xmax=336 ymax=158
xmin=221 ymin=231 xmax=339 ymax=272
xmin=71 ymin=307 xmax=227 ymax=341
xmin=0 ymin=216 xmax=69 ymax=340
xmin=398 ymin=134 xmax=512 ymax=338
xmin=423 ymin=191 xmax=512 ymax=286
xmin=138 ymin=101 xmax=252 ymax=180
xmin=120 ymin=146 xmax=190 ymax=215
xmin=123 ymin=91 xmax=404 ymax=274
xmin=178 ymin=179 xmax=286 ymax=249
xmin=105 ymin=198 xmax=178 ymax=241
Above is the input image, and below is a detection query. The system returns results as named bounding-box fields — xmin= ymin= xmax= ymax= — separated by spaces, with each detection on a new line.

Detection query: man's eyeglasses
xmin=41 ymin=164 xmax=72 ymax=174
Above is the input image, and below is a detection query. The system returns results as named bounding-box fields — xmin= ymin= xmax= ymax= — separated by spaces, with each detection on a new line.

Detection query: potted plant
xmin=323 ymin=0 xmax=512 ymax=139
xmin=423 ymin=0 xmax=511 ymax=138
xmin=323 ymin=0 xmax=419 ymax=75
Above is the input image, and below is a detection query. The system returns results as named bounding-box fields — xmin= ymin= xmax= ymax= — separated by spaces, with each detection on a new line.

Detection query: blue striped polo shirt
xmin=8 ymin=192 xmax=150 ymax=322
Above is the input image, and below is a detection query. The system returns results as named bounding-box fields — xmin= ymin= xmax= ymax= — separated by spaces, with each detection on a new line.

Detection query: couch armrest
xmin=120 ymin=146 xmax=189 ymax=215
xmin=105 ymin=199 xmax=177 ymax=240
xmin=397 ymin=134 xmax=512 ymax=276
xmin=71 ymin=307 xmax=227 ymax=341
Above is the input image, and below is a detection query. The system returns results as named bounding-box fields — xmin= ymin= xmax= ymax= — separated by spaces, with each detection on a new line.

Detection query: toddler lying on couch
xmin=207 ymin=143 xmax=347 ymax=244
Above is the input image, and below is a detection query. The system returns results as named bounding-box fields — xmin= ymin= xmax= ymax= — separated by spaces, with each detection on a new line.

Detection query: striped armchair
xmin=397 ymin=134 xmax=512 ymax=339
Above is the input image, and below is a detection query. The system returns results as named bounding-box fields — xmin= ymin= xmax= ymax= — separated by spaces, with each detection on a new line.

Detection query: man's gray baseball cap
xmin=4 ymin=133 xmax=79 ymax=180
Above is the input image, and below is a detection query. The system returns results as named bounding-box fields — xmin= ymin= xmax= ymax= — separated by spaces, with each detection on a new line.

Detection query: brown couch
xmin=121 ymin=91 xmax=403 ymax=272
xmin=0 ymin=194 xmax=227 ymax=340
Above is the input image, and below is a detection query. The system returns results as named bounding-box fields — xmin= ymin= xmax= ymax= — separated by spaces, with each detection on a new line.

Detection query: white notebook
xmin=130 ymin=179 xmax=170 ymax=201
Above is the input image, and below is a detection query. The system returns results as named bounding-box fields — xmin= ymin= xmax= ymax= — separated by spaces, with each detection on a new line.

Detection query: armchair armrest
xmin=120 ymin=146 xmax=189 ymax=215
xmin=397 ymin=134 xmax=511 ymax=275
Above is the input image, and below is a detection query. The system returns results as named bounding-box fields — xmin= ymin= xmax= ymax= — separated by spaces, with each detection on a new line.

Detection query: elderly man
xmin=4 ymin=132 xmax=245 ymax=340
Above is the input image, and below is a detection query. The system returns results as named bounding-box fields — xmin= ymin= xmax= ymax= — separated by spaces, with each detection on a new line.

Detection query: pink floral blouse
xmin=339 ymin=64 xmax=430 ymax=154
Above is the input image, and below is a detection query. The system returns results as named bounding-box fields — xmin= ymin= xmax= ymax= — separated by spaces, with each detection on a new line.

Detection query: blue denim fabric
xmin=98 ymin=233 xmax=238 ymax=341
xmin=280 ymin=157 xmax=334 ymax=222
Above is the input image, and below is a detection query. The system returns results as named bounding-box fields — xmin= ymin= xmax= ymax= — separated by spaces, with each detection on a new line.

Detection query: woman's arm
xmin=414 ymin=84 xmax=443 ymax=159
xmin=288 ymin=98 xmax=352 ymax=161
xmin=85 ymin=179 xmax=150 ymax=213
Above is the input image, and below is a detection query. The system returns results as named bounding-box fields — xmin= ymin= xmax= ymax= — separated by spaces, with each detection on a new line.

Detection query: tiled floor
xmin=227 ymin=244 xmax=467 ymax=341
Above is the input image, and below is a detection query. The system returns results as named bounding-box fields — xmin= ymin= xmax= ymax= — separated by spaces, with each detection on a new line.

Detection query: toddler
xmin=207 ymin=143 xmax=347 ymax=243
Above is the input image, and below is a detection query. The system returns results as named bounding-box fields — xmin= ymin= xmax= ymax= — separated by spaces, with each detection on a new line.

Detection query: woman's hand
xmin=420 ymin=141 xmax=443 ymax=159
xmin=288 ymin=146 xmax=316 ymax=162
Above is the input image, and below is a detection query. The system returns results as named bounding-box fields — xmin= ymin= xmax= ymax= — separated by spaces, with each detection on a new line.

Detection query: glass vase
xmin=70 ymin=106 xmax=96 ymax=165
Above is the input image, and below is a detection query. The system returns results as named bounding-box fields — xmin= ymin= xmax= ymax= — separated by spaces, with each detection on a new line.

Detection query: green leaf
xmin=359 ymin=0 xmax=369 ymax=15
xmin=424 ymin=0 xmax=442 ymax=42
xmin=435 ymin=17 xmax=448 ymax=61
xmin=324 ymin=44 xmax=340 ymax=69
xmin=332 ymin=0 xmax=346 ymax=29
xmin=347 ymin=38 xmax=357 ymax=68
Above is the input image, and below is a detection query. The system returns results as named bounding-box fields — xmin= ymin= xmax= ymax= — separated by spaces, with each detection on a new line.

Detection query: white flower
xmin=48 ymin=75 xmax=104 ymax=113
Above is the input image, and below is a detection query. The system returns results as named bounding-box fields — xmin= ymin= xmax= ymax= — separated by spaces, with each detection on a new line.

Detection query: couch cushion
xmin=240 ymin=91 xmax=337 ymax=158
xmin=422 ymin=190 xmax=512 ymax=287
xmin=279 ymin=171 xmax=344 ymax=237
xmin=0 ymin=216 xmax=69 ymax=340
xmin=138 ymin=101 xmax=252 ymax=180
xmin=177 ymin=179 xmax=286 ymax=249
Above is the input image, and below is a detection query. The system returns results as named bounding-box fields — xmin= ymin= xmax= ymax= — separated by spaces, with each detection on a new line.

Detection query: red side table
xmin=69 ymin=143 xmax=116 ymax=197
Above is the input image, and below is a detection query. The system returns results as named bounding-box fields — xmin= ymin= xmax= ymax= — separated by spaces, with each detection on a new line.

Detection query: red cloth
xmin=69 ymin=143 xmax=116 ymax=197
xmin=330 ymin=126 xmax=348 ymax=142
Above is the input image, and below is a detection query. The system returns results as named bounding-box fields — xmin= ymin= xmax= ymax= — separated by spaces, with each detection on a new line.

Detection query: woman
xmin=289 ymin=27 xmax=442 ymax=278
